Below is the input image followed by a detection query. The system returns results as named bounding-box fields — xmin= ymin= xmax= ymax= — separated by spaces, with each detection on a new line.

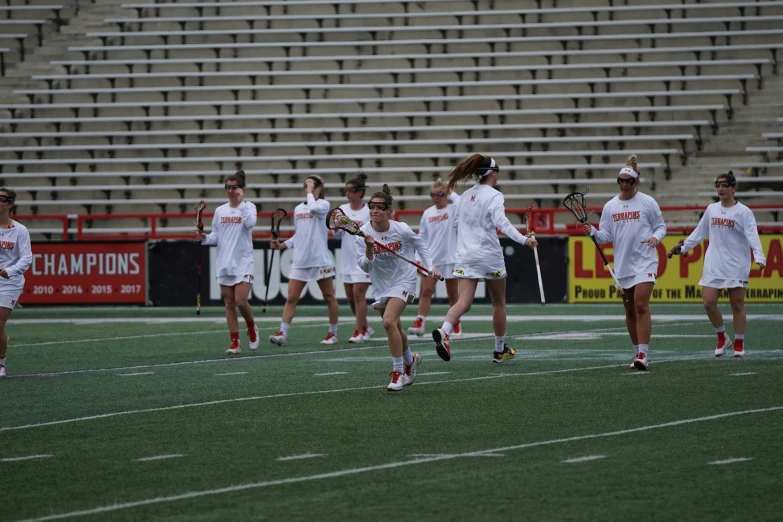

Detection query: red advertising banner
xmin=24 ymin=243 xmax=147 ymax=304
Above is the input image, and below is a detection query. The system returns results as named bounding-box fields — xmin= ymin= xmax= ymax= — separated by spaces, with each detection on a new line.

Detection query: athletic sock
xmin=638 ymin=343 xmax=649 ymax=356
xmin=230 ymin=331 xmax=240 ymax=343
xmin=442 ymin=321 xmax=454 ymax=336
xmin=735 ymin=334 xmax=744 ymax=340
xmin=329 ymin=323 xmax=338 ymax=335
xmin=494 ymin=336 xmax=505 ymax=353
xmin=0 ymin=357 xmax=5 ymax=366
xmin=715 ymin=325 xmax=726 ymax=333
xmin=402 ymin=349 xmax=413 ymax=366
xmin=280 ymin=322 xmax=290 ymax=336
xmin=392 ymin=357 xmax=404 ymax=373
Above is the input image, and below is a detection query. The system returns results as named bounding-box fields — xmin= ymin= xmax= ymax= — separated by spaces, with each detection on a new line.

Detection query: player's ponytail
xmin=226 ymin=169 xmax=247 ymax=188
xmin=346 ymin=172 xmax=368 ymax=198
xmin=370 ymin=184 xmax=394 ymax=207
xmin=625 ymin=154 xmax=640 ymax=177
xmin=447 ymin=154 xmax=498 ymax=192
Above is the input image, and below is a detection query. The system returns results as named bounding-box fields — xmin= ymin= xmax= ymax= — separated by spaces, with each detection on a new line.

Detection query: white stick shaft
xmin=533 ymin=247 xmax=546 ymax=306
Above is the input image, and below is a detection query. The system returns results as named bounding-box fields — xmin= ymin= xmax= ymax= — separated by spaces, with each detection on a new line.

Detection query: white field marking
xmin=625 ymin=372 xmax=651 ymax=376
xmin=1 ymin=354 xmax=750 ymax=433
xmin=214 ymin=372 xmax=248 ymax=376
xmin=276 ymin=453 xmax=324 ymax=462
xmin=732 ymin=372 xmax=758 ymax=376
xmin=563 ymin=455 xmax=607 ymax=463
xmin=9 ymin=314 xmax=780 ymax=326
xmin=0 ymin=454 xmax=53 ymax=463
xmin=708 ymin=457 xmax=753 ymax=465
xmin=408 ymin=453 xmax=504 ymax=458
xmin=15 ymin=406 xmax=783 ymax=522
xmin=118 ymin=372 xmax=154 ymax=377
xmin=136 ymin=454 xmax=184 ymax=462
xmin=313 ymin=372 xmax=349 ymax=376
xmin=12 ymin=329 xmax=226 ymax=348
xmin=416 ymin=372 xmax=450 ymax=376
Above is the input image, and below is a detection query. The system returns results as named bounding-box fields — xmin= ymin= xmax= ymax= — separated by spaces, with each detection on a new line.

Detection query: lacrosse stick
xmin=563 ymin=191 xmax=628 ymax=303
xmin=194 ymin=200 xmax=207 ymax=316
xmin=327 ymin=207 xmax=443 ymax=280
xmin=526 ymin=204 xmax=546 ymax=306
xmin=263 ymin=208 xmax=287 ymax=313
xmin=667 ymin=240 xmax=685 ymax=259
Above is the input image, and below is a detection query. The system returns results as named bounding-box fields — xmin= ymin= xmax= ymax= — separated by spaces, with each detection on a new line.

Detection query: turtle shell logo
xmin=455 ymin=269 xmax=464 ymax=275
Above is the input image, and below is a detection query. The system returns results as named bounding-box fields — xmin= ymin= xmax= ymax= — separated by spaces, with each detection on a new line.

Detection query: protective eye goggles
xmin=224 ymin=184 xmax=242 ymax=190
xmin=0 ymin=196 xmax=13 ymax=203
xmin=617 ymin=177 xmax=637 ymax=185
xmin=344 ymin=186 xmax=365 ymax=193
xmin=368 ymin=202 xmax=391 ymax=210
xmin=430 ymin=191 xmax=446 ymax=198
xmin=714 ymin=181 xmax=735 ymax=188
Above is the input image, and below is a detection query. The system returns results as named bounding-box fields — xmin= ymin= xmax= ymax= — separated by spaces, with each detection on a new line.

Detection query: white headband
xmin=618 ymin=167 xmax=639 ymax=179
xmin=479 ymin=157 xmax=497 ymax=178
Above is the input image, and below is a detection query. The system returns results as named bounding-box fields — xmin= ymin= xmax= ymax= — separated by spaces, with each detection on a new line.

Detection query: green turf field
xmin=2 ymin=303 xmax=782 ymax=521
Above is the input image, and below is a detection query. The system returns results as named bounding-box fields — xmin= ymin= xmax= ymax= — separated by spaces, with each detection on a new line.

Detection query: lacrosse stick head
xmin=525 ymin=204 xmax=533 ymax=235
xmin=194 ymin=200 xmax=207 ymax=233
xmin=667 ymin=240 xmax=685 ymax=259
xmin=327 ymin=207 xmax=364 ymax=236
xmin=270 ymin=208 xmax=287 ymax=240
xmin=563 ymin=191 xmax=589 ymax=224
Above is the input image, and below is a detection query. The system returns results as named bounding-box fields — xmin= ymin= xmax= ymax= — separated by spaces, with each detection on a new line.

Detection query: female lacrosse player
xmin=408 ymin=179 xmax=462 ymax=338
xmin=583 ymin=154 xmax=666 ymax=370
xmin=431 ymin=154 xmax=538 ymax=363
xmin=269 ymin=175 xmax=339 ymax=346
xmin=197 ymin=170 xmax=259 ymax=355
xmin=0 ymin=189 xmax=32 ymax=378
xmin=669 ymin=171 xmax=766 ymax=358
xmin=357 ymin=185 xmax=441 ymax=391
xmin=334 ymin=173 xmax=374 ymax=343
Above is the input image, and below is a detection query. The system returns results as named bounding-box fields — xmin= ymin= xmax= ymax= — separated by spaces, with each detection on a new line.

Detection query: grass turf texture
xmin=2 ymin=303 xmax=782 ymax=521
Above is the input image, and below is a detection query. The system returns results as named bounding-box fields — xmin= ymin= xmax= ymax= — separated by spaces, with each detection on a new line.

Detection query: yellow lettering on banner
xmin=568 ymin=235 xmax=783 ymax=303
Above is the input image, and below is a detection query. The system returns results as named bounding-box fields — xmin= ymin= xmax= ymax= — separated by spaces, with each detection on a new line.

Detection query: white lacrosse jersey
xmin=202 ymin=201 xmax=257 ymax=278
xmin=681 ymin=202 xmax=766 ymax=282
xmin=0 ymin=220 xmax=32 ymax=293
xmin=419 ymin=193 xmax=461 ymax=267
xmin=286 ymin=194 xmax=332 ymax=269
xmin=590 ymin=192 xmax=667 ymax=280
xmin=334 ymin=202 xmax=371 ymax=278
xmin=452 ymin=183 xmax=528 ymax=271
xmin=356 ymin=220 xmax=432 ymax=300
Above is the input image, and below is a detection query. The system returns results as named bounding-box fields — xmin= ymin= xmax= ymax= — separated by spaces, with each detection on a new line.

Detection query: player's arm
xmin=2 ymin=228 xmax=32 ymax=278
xmin=744 ymin=210 xmax=767 ymax=269
xmin=201 ymin=212 xmax=219 ymax=245
xmin=490 ymin=194 xmax=535 ymax=248
xmin=590 ymin=204 xmax=614 ymax=245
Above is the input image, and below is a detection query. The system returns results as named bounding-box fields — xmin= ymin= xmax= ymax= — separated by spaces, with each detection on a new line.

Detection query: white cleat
xmin=226 ymin=344 xmax=241 ymax=355
xmin=404 ymin=353 xmax=421 ymax=386
xmin=320 ymin=332 xmax=338 ymax=345
xmin=715 ymin=336 xmax=732 ymax=357
xmin=407 ymin=318 xmax=425 ymax=336
xmin=348 ymin=329 xmax=364 ymax=343
xmin=387 ymin=370 xmax=408 ymax=392
xmin=733 ymin=349 xmax=745 ymax=358
xmin=0 ymin=365 xmax=5 ymax=378
xmin=363 ymin=325 xmax=375 ymax=341
xmin=632 ymin=352 xmax=648 ymax=371
xmin=248 ymin=325 xmax=260 ymax=350
xmin=269 ymin=332 xmax=287 ymax=346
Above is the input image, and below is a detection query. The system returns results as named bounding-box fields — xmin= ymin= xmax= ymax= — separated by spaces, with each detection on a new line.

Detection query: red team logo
xmin=711 ymin=217 xmax=736 ymax=229
xmin=470 ymin=195 xmax=476 ymax=201
xmin=0 ymin=240 xmax=15 ymax=250
xmin=220 ymin=216 xmax=243 ymax=224
xmin=612 ymin=211 xmax=641 ymax=223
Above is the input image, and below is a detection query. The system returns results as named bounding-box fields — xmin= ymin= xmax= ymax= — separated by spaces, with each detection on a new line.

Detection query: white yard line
xmin=9 ymin=314 xmax=780 ymax=326
xmin=118 ymin=372 xmax=154 ymax=377
xmin=0 ymin=454 xmax=53 ymax=463
xmin=708 ymin=457 xmax=752 ymax=465
xmin=562 ymin=455 xmax=607 ymax=463
xmin=14 ymin=406 xmax=783 ymax=522
xmin=276 ymin=454 xmax=324 ymax=462
xmin=416 ymin=372 xmax=450 ymax=376
xmin=214 ymin=372 xmax=249 ymax=376
xmin=314 ymin=372 xmax=349 ymax=376
xmin=136 ymin=454 xmax=184 ymax=462
xmin=12 ymin=329 xmax=226 ymax=348
xmin=731 ymin=372 xmax=758 ymax=376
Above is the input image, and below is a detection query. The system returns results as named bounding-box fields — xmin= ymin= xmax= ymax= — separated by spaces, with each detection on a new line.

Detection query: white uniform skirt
xmin=617 ymin=272 xmax=656 ymax=290
xmin=452 ymin=263 xmax=506 ymax=280
xmin=289 ymin=265 xmax=336 ymax=282
xmin=217 ymin=273 xmax=254 ymax=287
xmin=342 ymin=272 xmax=371 ymax=284
xmin=699 ymin=277 xmax=748 ymax=289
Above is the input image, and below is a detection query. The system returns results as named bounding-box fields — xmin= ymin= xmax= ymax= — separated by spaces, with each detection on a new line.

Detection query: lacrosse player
xmin=668 ymin=171 xmax=766 ymax=357
xmin=408 ymin=179 xmax=462 ymax=338
xmin=197 ymin=171 xmax=259 ymax=355
xmin=431 ymin=154 xmax=538 ymax=364
xmin=333 ymin=172 xmax=374 ymax=343
xmin=582 ymin=155 xmax=666 ymax=370
xmin=0 ymin=189 xmax=32 ymax=378
xmin=269 ymin=175 xmax=339 ymax=346
xmin=356 ymin=185 xmax=441 ymax=391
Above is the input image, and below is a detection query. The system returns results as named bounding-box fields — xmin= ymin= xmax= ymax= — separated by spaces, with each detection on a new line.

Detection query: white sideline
xmin=276 ymin=453 xmax=324 ymax=462
xmin=118 ymin=372 xmax=154 ymax=377
xmin=708 ymin=457 xmax=752 ymax=465
xmin=562 ymin=455 xmax=607 ymax=463
xmin=214 ymin=372 xmax=248 ymax=376
xmin=136 ymin=454 xmax=183 ymax=462
xmin=13 ymin=406 xmax=783 ymax=522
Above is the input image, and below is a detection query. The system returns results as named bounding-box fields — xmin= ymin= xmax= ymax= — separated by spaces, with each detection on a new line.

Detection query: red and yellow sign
xmin=569 ymin=235 xmax=783 ymax=302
